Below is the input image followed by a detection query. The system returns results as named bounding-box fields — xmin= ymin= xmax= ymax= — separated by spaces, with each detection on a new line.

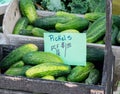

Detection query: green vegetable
xmin=87 ymin=0 xmax=101 ymax=12
xmin=56 ymin=76 xmax=66 ymax=81
xmin=94 ymin=0 xmax=106 ymax=13
xmin=26 ymin=25 xmax=34 ymax=30
xmin=55 ymin=11 xmax=77 ymax=19
xmin=26 ymin=63 xmax=71 ymax=78
xmin=87 ymin=16 xmax=106 ymax=43
xmin=19 ymin=29 xmax=32 ymax=36
xmin=55 ymin=17 xmax=89 ymax=32
xmin=13 ymin=17 xmax=29 ymax=34
xmin=10 ymin=61 xmax=24 ymax=68
xmin=41 ymin=75 xmax=55 ymax=80
xmin=19 ymin=0 xmax=38 ymax=23
xmin=61 ymin=29 xmax=80 ymax=33
xmin=22 ymin=51 xmax=64 ymax=65
xmin=96 ymin=40 xmax=104 ymax=44
xmin=117 ymin=31 xmax=120 ymax=44
xmin=68 ymin=0 xmax=89 ymax=14
xmin=87 ymin=46 xmax=104 ymax=62
xmin=5 ymin=65 xmax=32 ymax=76
xmin=111 ymin=25 xmax=119 ymax=45
xmin=67 ymin=62 xmax=94 ymax=82
xmin=84 ymin=12 xmax=105 ymax=22
xmin=0 ymin=44 xmax=38 ymax=69
xmin=32 ymin=27 xmax=48 ymax=37
xmin=85 ymin=69 xmax=100 ymax=85
xmin=41 ymin=0 xmax=66 ymax=11
xmin=33 ymin=16 xmax=71 ymax=30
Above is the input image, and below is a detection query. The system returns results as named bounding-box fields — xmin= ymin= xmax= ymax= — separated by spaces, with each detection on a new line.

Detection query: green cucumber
xmin=22 ymin=51 xmax=64 ymax=65
xmin=85 ymin=68 xmax=100 ymax=85
xmin=26 ymin=63 xmax=71 ymax=78
xmin=33 ymin=16 xmax=71 ymax=30
xmin=55 ymin=17 xmax=89 ymax=32
xmin=41 ymin=75 xmax=55 ymax=80
xmin=84 ymin=12 xmax=105 ymax=22
xmin=87 ymin=46 xmax=104 ymax=62
xmin=32 ymin=27 xmax=48 ymax=37
xmin=56 ymin=76 xmax=66 ymax=81
xmin=87 ymin=16 xmax=106 ymax=43
xmin=117 ymin=31 xmax=120 ymax=44
xmin=26 ymin=25 xmax=34 ymax=30
xmin=67 ymin=62 xmax=94 ymax=82
xmin=61 ymin=29 xmax=80 ymax=33
xmin=96 ymin=40 xmax=104 ymax=44
xmin=19 ymin=29 xmax=32 ymax=36
xmin=19 ymin=0 xmax=38 ymax=23
xmin=10 ymin=61 xmax=24 ymax=68
xmin=0 ymin=44 xmax=38 ymax=69
xmin=111 ymin=25 xmax=119 ymax=45
xmin=13 ymin=17 xmax=29 ymax=34
xmin=55 ymin=11 xmax=77 ymax=19
xmin=5 ymin=65 xmax=32 ymax=76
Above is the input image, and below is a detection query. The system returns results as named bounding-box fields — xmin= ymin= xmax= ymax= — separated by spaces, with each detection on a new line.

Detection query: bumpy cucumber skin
xmin=13 ymin=17 xmax=29 ymax=34
xmin=5 ymin=65 xmax=32 ymax=76
xmin=84 ymin=12 xmax=105 ymax=21
xmin=10 ymin=61 xmax=24 ymax=68
xmin=67 ymin=62 xmax=94 ymax=82
xmin=22 ymin=51 xmax=64 ymax=65
xmin=56 ymin=76 xmax=66 ymax=81
xmin=111 ymin=25 xmax=119 ymax=45
xmin=0 ymin=44 xmax=38 ymax=69
xmin=87 ymin=16 xmax=106 ymax=43
xmin=33 ymin=16 xmax=71 ymax=30
xmin=26 ymin=63 xmax=71 ymax=78
xmin=55 ymin=17 xmax=89 ymax=32
xmin=41 ymin=75 xmax=55 ymax=80
xmin=19 ymin=0 xmax=38 ymax=23
xmin=85 ymin=69 xmax=100 ymax=85
xmin=32 ymin=27 xmax=48 ymax=37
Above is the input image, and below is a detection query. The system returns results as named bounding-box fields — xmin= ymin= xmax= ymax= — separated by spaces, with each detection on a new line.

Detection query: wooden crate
xmin=0 ymin=0 xmax=115 ymax=94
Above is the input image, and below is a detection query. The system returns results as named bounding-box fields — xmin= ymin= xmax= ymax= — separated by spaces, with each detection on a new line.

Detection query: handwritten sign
xmin=44 ymin=33 xmax=86 ymax=66
xmin=0 ymin=0 xmax=12 ymax=6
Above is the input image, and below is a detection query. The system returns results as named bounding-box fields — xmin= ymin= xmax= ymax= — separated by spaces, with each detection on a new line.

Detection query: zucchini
xmin=85 ymin=68 xmax=100 ymax=85
xmin=13 ymin=17 xmax=29 ymax=34
xmin=19 ymin=0 xmax=38 ymax=23
xmin=32 ymin=27 xmax=48 ymax=37
xmin=5 ymin=65 xmax=32 ymax=76
xmin=0 ymin=44 xmax=38 ymax=69
xmin=55 ymin=17 xmax=89 ymax=32
xmin=87 ymin=16 xmax=106 ymax=43
xmin=22 ymin=51 xmax=64 ymax=65
xmin=33 ymin=16 xmax=71 ymax=30
xmin=26 ymin=63 xmax=71 ymax=78
xmin=67 ymin=62 xmax=95 ymax=82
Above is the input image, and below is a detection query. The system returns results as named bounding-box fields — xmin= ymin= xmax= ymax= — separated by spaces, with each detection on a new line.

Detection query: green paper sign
xmin=44 ymin=33 xmax=86 ymax=66
xmin=0 ymin=0 xmax=12 ymax=6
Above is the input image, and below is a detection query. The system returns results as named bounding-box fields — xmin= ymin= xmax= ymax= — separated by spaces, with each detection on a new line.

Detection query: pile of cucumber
xmin=13 ymin=0 xmax=120 ymax=46
xmin=0 ymin=43 xmax=101 ymax=85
